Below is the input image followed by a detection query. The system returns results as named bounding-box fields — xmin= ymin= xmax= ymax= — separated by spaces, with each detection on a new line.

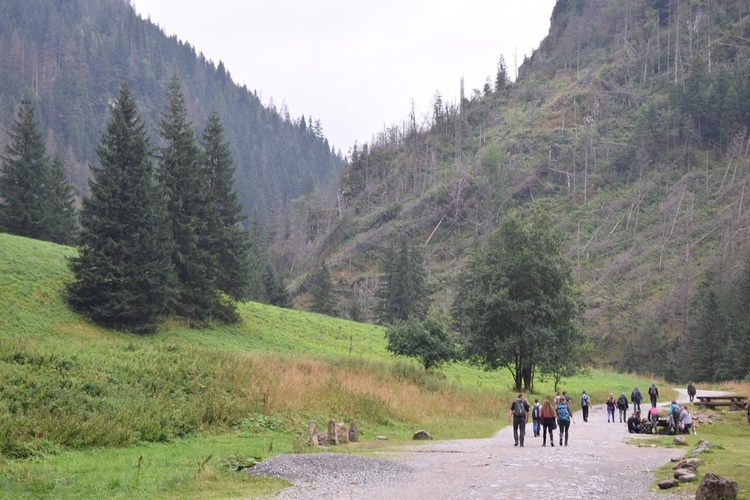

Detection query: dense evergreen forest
xmin=0 ymin=0 xmax=344 ymax=218
xmin=3 ymin=0 xmax=750 ymax=384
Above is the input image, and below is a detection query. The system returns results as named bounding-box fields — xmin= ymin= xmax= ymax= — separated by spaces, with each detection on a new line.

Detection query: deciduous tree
xmin=454 ymin=211 xmax=583 ymax=392
xmin=385 ymin=317 xmax=457 ymax=370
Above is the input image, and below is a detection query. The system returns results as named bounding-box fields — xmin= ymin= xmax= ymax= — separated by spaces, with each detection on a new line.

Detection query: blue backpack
xmin=557 ymin=404 xmax=570 ymax=421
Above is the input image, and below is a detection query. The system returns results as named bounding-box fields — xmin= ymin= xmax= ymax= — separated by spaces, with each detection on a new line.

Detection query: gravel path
xmin=248 ymin=388 xmax=708 ymax=499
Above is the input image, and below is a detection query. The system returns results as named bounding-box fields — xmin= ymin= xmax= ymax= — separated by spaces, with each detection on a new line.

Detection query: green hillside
xmin=0 ymin=232 xmax=672 ymax=497
xmin=282 ymin=0 xmax=750 ymax=383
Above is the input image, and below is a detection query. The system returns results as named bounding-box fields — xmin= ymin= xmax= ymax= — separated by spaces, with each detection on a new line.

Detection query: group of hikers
xmin=507 ymin=383 xmax=699 ymax=447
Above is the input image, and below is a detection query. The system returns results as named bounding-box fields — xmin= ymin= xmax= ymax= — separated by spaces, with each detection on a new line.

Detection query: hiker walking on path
xmin=556 ymin=397 xmax=575 ymax=446
xmin=508 ymin=393 xmax=530 ymax=447
xmin=606 ymin=393 xmax=616 ymax=423
xmin=580 ymin=391 xmax=590 ymax=422
xmin=648 ymin=383 xmax=659 ymax=408
xmin=616 ymin=393 xmax=629 ymax=423
xmin=539 ymin=399 xmax=556 ymax=446
xmin=531 ymin=398 xmax=541 ymax=437
xmin=687 ymin=382 xmax=696 ymax=402
xmin=631 ymin=386 xmax=643 ymax=413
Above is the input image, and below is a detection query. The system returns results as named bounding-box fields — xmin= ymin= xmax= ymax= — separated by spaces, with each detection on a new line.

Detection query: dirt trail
xmin=260 ymin=389 xmax=710 ymax=499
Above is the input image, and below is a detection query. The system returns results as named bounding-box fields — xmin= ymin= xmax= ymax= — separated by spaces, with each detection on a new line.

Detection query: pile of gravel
xmin=246 ymin=452 xmax=413 ymax=497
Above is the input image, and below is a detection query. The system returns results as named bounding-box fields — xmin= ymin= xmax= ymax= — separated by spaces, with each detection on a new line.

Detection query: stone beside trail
xmin=252 ymin=388 xmax=716 ymax=499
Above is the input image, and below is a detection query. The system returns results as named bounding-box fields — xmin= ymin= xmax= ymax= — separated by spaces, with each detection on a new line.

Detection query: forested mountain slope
xmin=286 ymin=0 xmax=750 ymax=382
xmin=0 ymin=0 xmax=344 ymax=217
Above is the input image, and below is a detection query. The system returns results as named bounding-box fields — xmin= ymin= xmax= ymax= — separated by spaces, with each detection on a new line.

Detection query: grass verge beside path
xmin=648 ymin=396 xmax=750 ymax=497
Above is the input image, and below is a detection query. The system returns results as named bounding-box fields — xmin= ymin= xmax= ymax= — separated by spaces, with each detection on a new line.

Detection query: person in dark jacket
xmin=648 ymin=383 xmax=659 ymax=409
xmin=507 ymin=393 xmax=530 ymax=447
xmin=616 ymin=393 xmax=629 ymax=423
xmin=631 ymin=387 xmax=643 ymax=413
xmin=687 ymin=382 xmax=696 ymax=402
xmin=627 ymin=411 xmax=644 ymax=433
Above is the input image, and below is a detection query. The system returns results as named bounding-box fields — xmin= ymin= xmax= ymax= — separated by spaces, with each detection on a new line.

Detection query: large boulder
xmin=695 ymin=472 xmax=739 ymax=499
xmin=673 ymin=435 xmax=688 ymax=446
xmin=349 ymin=422 xmax=359 ymax=442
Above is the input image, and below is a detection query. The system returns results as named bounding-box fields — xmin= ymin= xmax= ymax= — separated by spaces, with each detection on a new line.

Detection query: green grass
xmin=0 ymin=233 xmax=728 ymax=498
xmin=650 ymin=408 xmax=750 ymax=498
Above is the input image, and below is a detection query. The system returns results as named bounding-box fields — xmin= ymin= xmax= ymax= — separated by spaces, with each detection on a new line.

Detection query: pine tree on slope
xmin=0 ymin=96 xmax=76 ymax=244
xmin=67 ymin=83 xmax=175 ymax=333
xmin=201 ymin=109 xmax=249 ymax=302
xmin=157 ymin=75 xmax=233 ymax=323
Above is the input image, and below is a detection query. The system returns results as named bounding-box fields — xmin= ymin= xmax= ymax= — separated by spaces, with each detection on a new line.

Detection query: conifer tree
xmin=247 ymin=207 xmax=270 ymax=303
xmin=46 ymin=154 xmax=78 ymax=245
xmin=67 ymin=83 xmax=175 ymax=333
xmin=376 ymin=238 xmax=427 ymax=323
xmin=201 ymin=109 xmax=249 ymax=301
xmin=309 ymin=261 xmax=336 ymax=316
xmin=157 ymin=75 xmax=231 ymax=323
xmin=0 ymin=96 xmax=76 ymax=244
xmin=262 ymin=263 xmax=292 ymax=308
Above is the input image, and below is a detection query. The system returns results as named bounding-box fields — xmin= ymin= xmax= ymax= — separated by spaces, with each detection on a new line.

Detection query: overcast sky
xmin=132 ymin=1 xmax=557 ymax=154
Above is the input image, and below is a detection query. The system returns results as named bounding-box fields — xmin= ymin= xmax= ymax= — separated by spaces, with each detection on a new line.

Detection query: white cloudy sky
xmin=132 ymin=1 xmax=557 ymax=154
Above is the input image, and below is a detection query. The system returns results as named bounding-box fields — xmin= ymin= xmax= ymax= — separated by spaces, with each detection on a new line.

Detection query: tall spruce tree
xmin=0 ymin=96 xmax=76 ymax=244
xmin=262 ymin=263 xmax=292 ymax=308
xmin=67 ymin=83 xmax=175 ymax=334
xmin=201 ymin=110 xmax=249 ymax=301
xmin=309 ymin=261 xmax=336 ymax=316
xmin=157 ymin=75 xmax=232 ymax=324
xmin=376 ymin=238 xmax=427 ymax=323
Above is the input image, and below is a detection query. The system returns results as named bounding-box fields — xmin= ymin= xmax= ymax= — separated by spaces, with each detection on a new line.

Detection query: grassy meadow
xmin=0 ymin=232 xmax=746 ymax=498
xmin=649 ymin=383 xmax=750 ymax=498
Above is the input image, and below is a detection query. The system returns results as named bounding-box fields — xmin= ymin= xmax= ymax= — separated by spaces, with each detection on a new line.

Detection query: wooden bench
xmin=695 ymin=395 xmax=747 ymax=411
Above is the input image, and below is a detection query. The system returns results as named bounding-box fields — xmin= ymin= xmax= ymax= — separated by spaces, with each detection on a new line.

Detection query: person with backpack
xmin=687 ymin=382 xmax=696 ymax=402
xmin=648 ymin=383 xmax=659 ymax=408
xmin=605 ymin=393 xmax=616 ymax=423
xmin=539 ymin=399 xmax=557 ymax=447
xmin=556 ymin=397 xmax=575 ymax=446
xmin=580 ymin=391 xmax=591 ymax=422
xmin=507 ymin=393 xmax=530 ymax=447
xmin=667 ymin=400 xmax=681 ymax=435
xmin=616 ymin=393 xmax=629 ymax=423
xmin=531 ymin=398 xmax=542 ymax=437
xmin=631 ymin=386 xmax=643 ymax=413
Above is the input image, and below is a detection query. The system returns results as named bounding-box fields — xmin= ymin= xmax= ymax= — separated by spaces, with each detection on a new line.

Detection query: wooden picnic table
xmin=695 ymin=395 xmax=747 ymax=411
